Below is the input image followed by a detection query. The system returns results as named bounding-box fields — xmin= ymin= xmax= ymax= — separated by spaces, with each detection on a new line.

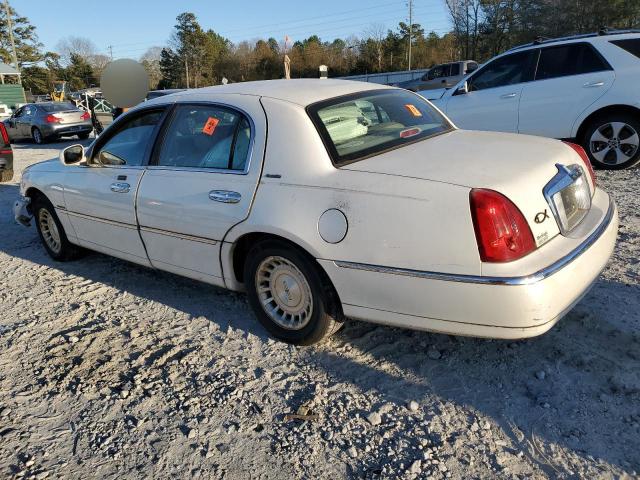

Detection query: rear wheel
xmin=31 ymin=127 xmax=46 ymax=145
xmin=244 ymin=242 xmax=342 ymax=345
xmin=33 ymin=195 xmax=81 ymax=261
xmin=582 ymin=113 xmax=640 ymax=169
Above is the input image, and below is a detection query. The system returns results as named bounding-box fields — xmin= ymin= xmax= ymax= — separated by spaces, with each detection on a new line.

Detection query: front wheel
xmin=244 ymin=242 xmax=342 ymax=345
xmin=33 ymin=196 xmax=81 ymax=261
xmin=582 ymin=113 xmax=640 ymax=169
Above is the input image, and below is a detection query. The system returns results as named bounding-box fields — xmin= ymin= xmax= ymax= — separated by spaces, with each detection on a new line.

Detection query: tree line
xmin=1 ymin=1 xmax=639 ymax=96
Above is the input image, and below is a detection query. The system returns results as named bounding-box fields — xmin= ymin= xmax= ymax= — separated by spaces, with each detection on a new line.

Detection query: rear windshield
xmin=307 ymin=89 xmax=452 ymax=166
xmin=610 ymin=38 xmax=640 ymax=59
xmin=40 ymin=102 xmax=78 ymax=112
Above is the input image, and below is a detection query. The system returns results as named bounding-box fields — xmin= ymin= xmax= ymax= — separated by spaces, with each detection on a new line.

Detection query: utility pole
xmin=108 ymin=45 xmax=113 ymax=61
xmin=184 ymin=55 xmax=190 ymax=88
xmin=4 ymin=0 xmax=20 ymax=71
xmin=407 ymin=0 xmax=413 ymax=71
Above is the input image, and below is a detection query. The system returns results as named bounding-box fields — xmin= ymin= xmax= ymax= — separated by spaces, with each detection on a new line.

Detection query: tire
xmin=244 ymin=241 xmax=342 ymax=345
xmin=32 ymin=195 xmax=81 ymax=261
xmin=31 ymin=127 xmax=46 ymax=145
xmin=582 ymin=113 xmax=640 ymax=170
xmin=78 ymin=132 xmax=91 ymax=140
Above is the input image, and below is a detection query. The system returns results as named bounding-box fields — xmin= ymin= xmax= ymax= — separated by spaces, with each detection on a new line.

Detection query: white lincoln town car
xmin=14 ymin=79 xmax=618 ymax=345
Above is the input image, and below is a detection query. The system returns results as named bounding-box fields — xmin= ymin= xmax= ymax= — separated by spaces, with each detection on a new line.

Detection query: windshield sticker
xmin=202 ymin=117 xmax=220 ymax=135
xmin=404 ymin=104 xmax=423 ymax=117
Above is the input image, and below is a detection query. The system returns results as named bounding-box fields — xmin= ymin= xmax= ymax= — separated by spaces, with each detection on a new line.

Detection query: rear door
xmin=443 ymin=49 xmax=538 ymax=132
xmin=63 ymin=107 xmax=167 ymax=265
xmin=518 ymin=42 xmax=615 ymax=138
xmin=136 ymin=98 xmax=266 ymax=285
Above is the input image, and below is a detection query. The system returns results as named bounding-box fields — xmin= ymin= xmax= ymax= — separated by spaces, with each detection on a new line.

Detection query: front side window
xmin=428 ymin=65 xmax=445 ymax=80
xmin=308 ymin=89 xmax=452 ymax=166
xmin=156 ymin=105 xmax=251 ymax=171
xmin=449 ymin=63 xmax=461 ymax=76
xmin=535 ymin=43 xmax=610 ymax=80
xmin=468 ymin=50 xmax=537 ymax=91
xmin=94 ymin=109 xmax=163 ymax=166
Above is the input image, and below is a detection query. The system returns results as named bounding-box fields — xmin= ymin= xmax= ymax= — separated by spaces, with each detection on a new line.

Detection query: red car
xmin=0 ymin=121 xmax=12 ymax=182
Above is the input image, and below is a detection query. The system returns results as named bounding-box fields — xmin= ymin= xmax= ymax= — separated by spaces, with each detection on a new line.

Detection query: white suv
xmin=431 ymin=30 xmax=640 ymax=169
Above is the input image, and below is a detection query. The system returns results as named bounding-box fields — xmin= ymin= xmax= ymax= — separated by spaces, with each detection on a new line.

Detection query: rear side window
xmin=610 ymin=38 xmax=640 ymax=59
xmin=157 ymin=105 xmax=251 ymax=171
xmin=468 ymin=50 xmax=537 ymax=91
xmin=307 ymin=89 xmax=452 ymax=166
xmin=535 ymin=43 xmax=610 ymax=80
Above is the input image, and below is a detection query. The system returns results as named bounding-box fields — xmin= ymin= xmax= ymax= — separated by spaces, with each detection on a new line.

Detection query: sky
xmin=10 ymin=0 xmax=452 ymax=59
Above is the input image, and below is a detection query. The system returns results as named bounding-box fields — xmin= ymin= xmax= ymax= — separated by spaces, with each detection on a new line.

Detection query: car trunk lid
xmin=342 ymin=129 xmax=592 ymax=247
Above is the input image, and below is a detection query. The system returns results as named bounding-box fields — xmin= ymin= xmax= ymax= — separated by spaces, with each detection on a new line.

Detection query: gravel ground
xmin=0 ymin=139 xmax=639 ymax=480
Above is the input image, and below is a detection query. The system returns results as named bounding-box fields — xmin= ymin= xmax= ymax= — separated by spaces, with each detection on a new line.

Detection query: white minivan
xmin=431 ymin=30 xmax=640 ymax=169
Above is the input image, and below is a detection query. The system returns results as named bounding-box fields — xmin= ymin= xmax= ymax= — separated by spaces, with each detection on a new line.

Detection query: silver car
xmin=396 ymin=60 xmax=479 ymax=92
xmin=3 ymin=102 xmax=92 ymax=144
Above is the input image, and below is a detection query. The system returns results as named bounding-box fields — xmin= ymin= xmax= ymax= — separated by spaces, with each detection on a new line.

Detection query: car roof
xmin=507 ymin=29 xmax=640 ymax=52
xmin=153 ymin=79 xmax=394 ymax=107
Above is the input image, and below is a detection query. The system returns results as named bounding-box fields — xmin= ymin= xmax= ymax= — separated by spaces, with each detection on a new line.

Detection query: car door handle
xmin=500 ymin=93 xmax=517 ymax=99
xmin=110 ymin=182 xmax=130 ymax=193
xmin=583 ymin=80 xmax=605 ymax=88
xmin=209 ymin=190 xmax=241 ymax=203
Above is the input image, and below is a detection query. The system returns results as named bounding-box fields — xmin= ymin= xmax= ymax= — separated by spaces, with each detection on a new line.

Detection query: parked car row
xmin=14 ymin=79 xmax=617 ymax=345
xmin=422 ymin=30 xmax=640 ymax=169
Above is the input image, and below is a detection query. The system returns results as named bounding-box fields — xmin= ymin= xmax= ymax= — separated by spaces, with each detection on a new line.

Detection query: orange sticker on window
xmin=404 ymin=104 xmax=422 ymax=117
xmin=202 ymin=117 xmax=219 ymax=135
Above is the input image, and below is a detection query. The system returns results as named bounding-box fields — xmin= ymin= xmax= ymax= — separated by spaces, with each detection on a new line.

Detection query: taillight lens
xmin=81 ymin=111 xmax=90 ymax=121
xmin=45 ymin=114 xmax=61 ymax=123
xmin=0 ymin=122 xmax=9 ymax=145
xmin=470 ymin=189 xmax=536 ymax=263
xmin=563 ymin=141 xmax=596 ymax=188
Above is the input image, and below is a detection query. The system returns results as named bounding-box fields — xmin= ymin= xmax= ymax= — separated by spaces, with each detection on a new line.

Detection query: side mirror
xmin=60 ymin=144 xmax=85 ymax=165
xmin=454 ymin=82 xmax=469 ymax=96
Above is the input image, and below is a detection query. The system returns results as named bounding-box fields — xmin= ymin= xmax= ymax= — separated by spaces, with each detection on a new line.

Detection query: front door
xmin=63 ymin=108 xmax=167 ymax=265
xmin=136 ymin=99 xmax=265 ymax=285
xmin=6 ymin=106 xmax=26 ymax=140
xmin=443 ymin=49 xmax=538 ymax=133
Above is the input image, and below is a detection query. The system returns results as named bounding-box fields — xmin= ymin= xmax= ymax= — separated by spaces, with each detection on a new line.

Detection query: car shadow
xmin=1 ymin=181 xmax=638 ymax=475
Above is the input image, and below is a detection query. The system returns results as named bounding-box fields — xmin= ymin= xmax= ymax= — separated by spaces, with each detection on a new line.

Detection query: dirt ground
xmin=0 ymin=139 xmax=639 ymax=480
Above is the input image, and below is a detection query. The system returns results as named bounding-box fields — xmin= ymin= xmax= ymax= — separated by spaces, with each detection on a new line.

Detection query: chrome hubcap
xmin=589 ymin=122 xmax=639 ymax=165
xmin=255 ymin=256 xmax=313 ymax=330
xmin=38 ymin=208 xmax=61 ymax=254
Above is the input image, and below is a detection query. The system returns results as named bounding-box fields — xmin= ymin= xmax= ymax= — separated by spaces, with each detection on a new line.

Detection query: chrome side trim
xmin=139 ymin=226 xmax=218 ymax=246
xmin=335 ymin=195 xmax=615 ymax=287
xmin=65 ymin=210 xmax=138 ymax=230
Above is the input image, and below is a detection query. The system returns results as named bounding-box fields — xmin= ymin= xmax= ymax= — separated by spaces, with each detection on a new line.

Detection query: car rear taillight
xmin=470 ymin=189 xmax=536 ymax=263
xmin=81 ymin=111 xmax=90 ymax=121
xmin=563 ymin=141 xmax=596 ymax=188
xmin=0 ymin=123 xmax=9 ymax=145
xmin=45 ymin=114 xmax=62 ymax=123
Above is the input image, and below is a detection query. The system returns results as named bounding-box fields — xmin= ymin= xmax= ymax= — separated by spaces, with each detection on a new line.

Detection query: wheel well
xmin=231 ymin=232 xmax=344 ymax=318
xmin=24 ymin=187 xmax=46 ymax=212
xmin=576 ymin=104 xmax=640 ymax=142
